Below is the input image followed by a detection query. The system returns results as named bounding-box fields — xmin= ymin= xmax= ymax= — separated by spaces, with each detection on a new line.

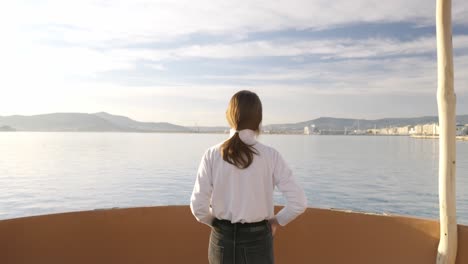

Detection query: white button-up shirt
xmin=190 ymin=129 xmax=307 ymax=226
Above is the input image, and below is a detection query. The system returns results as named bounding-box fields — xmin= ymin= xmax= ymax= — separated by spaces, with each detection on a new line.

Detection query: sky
xmin=0 ymin=0 xmax=467 ymax=126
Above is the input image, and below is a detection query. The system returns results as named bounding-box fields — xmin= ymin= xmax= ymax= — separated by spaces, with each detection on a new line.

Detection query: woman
xmin=190 ymin=90 xmax=307 ymax=264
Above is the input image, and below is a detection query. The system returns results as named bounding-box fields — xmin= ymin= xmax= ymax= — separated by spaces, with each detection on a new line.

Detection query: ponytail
xmin=221 ymin=132 xmax=258 ymax=169
xmin=221 ymin=90 xmax=262 ymax=169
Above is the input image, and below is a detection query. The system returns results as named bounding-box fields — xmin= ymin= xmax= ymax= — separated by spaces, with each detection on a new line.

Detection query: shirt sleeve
xmin=273 ymin=151 xmax=307 ymax=226
xmin=190 ymin=149 xmax=215 ymax=226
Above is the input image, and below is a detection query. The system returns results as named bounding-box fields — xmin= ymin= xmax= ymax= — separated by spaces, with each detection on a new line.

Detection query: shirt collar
xmin=229 ymin=128 xmax=257 ymax=145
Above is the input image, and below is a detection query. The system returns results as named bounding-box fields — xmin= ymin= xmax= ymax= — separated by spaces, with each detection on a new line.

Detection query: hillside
xmin=0 ymin=113 xmax=189 ymax=132
xmin=263 ymin=115 xmax=468 ymax=132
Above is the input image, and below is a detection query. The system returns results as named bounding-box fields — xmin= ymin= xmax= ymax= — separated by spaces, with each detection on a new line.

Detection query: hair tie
xmin=229 ymin=128 xmax=257 ymax=145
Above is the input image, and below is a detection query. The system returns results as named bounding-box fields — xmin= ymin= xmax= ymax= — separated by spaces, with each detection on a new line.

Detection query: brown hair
xmin=221 ymin=90 xmax=262 ymax=169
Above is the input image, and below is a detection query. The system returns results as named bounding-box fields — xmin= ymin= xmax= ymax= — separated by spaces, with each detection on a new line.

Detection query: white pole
xmin=436 ymin=0 xmax=457 ymax=263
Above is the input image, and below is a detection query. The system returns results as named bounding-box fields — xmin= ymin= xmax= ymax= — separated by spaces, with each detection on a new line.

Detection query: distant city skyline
xmin=1 ymin=1 xmax=468 ymax=126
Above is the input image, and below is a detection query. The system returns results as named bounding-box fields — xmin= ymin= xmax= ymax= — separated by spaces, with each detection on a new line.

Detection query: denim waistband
xmin=213 ymin=218 xmax=269 ymax=232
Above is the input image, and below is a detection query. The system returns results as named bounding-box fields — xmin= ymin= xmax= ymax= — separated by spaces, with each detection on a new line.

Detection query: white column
xmin=436 ymin=0 xmax=457 ymax=263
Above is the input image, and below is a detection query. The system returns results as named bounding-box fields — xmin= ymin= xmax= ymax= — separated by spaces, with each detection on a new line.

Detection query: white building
xmin=422 ymin=123 xmax=439 ymax=135
xmin=397 ymin=126 xmax=411 ymax=135
xmin=304 ymin=124 xmax=318 ymax=135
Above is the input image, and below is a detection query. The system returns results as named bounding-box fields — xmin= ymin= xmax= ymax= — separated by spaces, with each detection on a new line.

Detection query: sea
xmin=1 ymin=132 xmax=467 ymax=224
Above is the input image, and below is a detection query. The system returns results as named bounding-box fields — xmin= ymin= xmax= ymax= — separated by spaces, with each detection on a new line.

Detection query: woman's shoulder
xmin=254 ymin=142 xmax=280 ymax=156
xmin=202 ymin=141 xmax=280 ymax=160
xmin=202 ymin=142 xmax=224 ymax=157
xmin=211 ymin=141 xmax=225 ymax=151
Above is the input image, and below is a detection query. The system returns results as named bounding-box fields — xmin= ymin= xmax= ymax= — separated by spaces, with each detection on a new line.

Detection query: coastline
xmin=410 ymin=135 xmax=468 ymax=141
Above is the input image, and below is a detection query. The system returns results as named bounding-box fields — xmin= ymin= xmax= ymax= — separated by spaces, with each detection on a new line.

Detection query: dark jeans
xmin=208 ymin=218 xmax=274 ymax=264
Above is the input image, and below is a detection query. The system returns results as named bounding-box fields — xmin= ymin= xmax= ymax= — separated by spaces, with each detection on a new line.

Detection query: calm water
xmin=1 ymin=132 xmax=467 ymax=224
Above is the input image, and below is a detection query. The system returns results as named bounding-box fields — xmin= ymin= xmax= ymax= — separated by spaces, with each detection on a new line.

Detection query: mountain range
xmin=0 ymin=112 xmax=189 ymax=132
xmin=264 ymin=115 xmax=468 ymax=132
xmin=1 ymin=112 xmax=467 ymax=133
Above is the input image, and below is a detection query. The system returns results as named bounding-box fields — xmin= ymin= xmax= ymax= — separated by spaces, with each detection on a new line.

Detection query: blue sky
xmin=0 ymin=0 xmax=467 ymax=126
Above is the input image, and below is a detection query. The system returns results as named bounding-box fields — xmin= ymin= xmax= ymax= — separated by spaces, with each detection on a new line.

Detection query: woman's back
xmin=192 ymin=130 xmax=307 ymax=226
xmin=190 ymin=90 xmax=307 ymax=264
xmin=209 ymin=135 xmax=277 ymax=223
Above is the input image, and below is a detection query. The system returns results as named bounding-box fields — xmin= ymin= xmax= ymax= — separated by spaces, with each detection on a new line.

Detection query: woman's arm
xmin=272 ymin=151 xmax=308 ymax=226
xmin=190 ymin=149 xmax=215 ymax=226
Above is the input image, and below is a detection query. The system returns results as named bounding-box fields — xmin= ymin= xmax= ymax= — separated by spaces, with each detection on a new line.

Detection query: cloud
xmin=1 ymin=1 xmax=468 ymax=125
xmin=3 ymin=0 xmax=468 ymax=46
xmin=100 ymin=35 xmax=468 ymax=69
xmin=201 ymin=53 xmax=468 ymax=95
xmin=2 ymin=1 xmax=467 ymax=81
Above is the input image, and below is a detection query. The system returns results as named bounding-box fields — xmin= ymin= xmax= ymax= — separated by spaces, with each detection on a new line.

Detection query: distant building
xmin=366 ymin=123 xmax=467 ymax=137
xmin=422 ymin=123 xmax=439 ymax=135
xmin=379 ymin=127 xmax=398 ymax=135
xmin=413 ymin=125 xmax=424 ymax=135
xmin=456 ymin=124 xmax=467 ymax=136
xmin=396 ymin=126 xmax=412 ymax=135
xmin=304 ymin=124 xmax=318 ymax=135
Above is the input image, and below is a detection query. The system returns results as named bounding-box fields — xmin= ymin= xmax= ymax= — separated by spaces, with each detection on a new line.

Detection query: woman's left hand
xmin=268 ymin=218 xmax=279 ymax=236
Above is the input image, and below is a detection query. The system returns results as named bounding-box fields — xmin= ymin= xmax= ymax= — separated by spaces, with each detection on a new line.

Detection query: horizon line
xmin=2 ymin=111 xmax=468 ymax=127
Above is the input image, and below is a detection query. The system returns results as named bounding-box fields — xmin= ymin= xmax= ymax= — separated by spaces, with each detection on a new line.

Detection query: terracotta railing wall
xmin=1 ymin=206 xmax=467 ymax=264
